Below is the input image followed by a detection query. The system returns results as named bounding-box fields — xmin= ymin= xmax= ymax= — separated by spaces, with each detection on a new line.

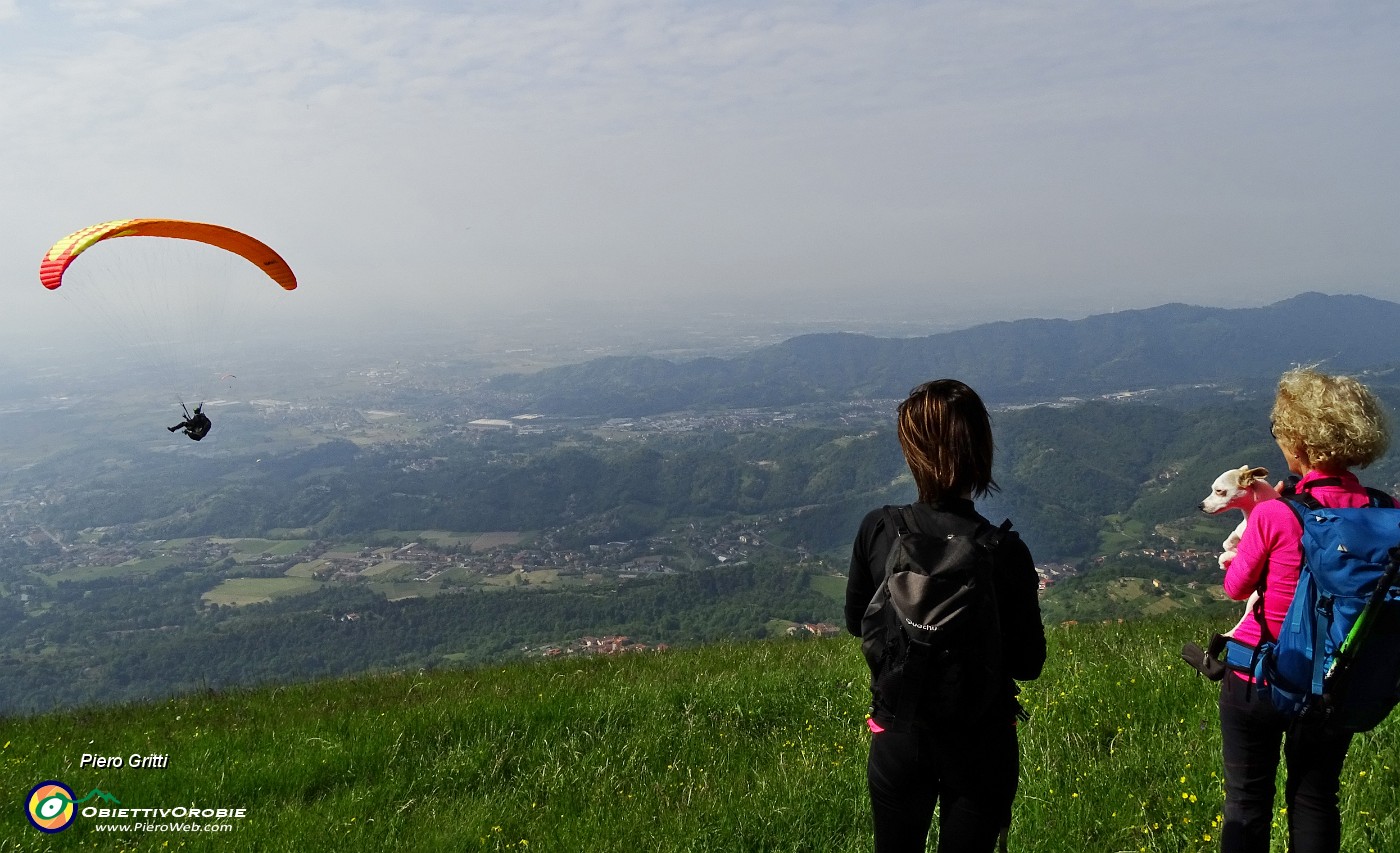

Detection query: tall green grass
xmin=3 ymin=616 xmax=1397 ymax=851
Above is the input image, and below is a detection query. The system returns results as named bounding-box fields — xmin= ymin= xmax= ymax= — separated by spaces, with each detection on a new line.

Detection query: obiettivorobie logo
xmin=24 ymin=780 xmax=249 ymax=834
xmin=25 ymin=781 xmax=119 ymax=833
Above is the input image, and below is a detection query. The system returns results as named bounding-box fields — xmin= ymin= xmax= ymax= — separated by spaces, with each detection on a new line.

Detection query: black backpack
xmin=860 ymin=505 xmax=1014 ymax=730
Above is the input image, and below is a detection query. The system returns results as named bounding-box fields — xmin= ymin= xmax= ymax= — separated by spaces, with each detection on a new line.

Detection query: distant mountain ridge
xmin=489 ymin=293 xmax=1400 ymax=415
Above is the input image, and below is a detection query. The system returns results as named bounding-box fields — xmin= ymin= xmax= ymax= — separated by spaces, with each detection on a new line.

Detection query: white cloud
xmin=3 ymin=0 xmax=1399 ymax=348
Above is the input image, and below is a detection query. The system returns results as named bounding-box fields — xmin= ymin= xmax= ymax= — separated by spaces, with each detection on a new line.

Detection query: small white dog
xmin=1198 ymin=465 xmax=1279 ymax=635
xmin=1199 ymin=465 xmax=1280 ymax=566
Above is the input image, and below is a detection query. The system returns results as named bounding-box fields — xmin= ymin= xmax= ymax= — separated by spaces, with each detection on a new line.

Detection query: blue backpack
xmin=1244 ymin=486 xmax=1400 ymax=732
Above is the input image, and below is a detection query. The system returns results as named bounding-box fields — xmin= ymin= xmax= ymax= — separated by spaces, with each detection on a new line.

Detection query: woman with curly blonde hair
xmin=1219 ymin=367 xmax=1394 ymax=853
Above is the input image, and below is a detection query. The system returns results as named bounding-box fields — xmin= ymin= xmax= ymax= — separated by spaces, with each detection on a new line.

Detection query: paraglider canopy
xmin=37 ymin=218 xmax=298 ymax=432
xmin=40 ymin=219 xmax=297 ymax=292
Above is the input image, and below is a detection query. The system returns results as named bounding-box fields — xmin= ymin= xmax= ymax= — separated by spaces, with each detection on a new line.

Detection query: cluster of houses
xmin=784 ymin=622 xmax=841 ymax=638
xmin=1034 ymin=562 xmax=1077 ymax=591
xmin=531 ymin=635 xmax=669 ymax=658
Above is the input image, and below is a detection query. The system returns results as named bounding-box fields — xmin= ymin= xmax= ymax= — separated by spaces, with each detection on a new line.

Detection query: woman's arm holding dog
xmin=1222 ymin=500 xmax=1294 ymax=600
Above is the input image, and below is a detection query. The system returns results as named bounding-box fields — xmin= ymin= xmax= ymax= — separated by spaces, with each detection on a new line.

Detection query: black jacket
xmin=845 ymin=499 xmax=1047 ymax=688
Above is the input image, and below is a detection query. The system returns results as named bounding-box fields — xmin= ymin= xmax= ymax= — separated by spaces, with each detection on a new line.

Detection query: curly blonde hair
xmin=1271 ymin=367 xmax=1391 ymax=472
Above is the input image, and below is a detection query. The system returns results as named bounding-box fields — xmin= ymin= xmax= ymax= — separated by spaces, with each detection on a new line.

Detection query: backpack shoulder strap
xmin=898 ymin=505 xmax=922 ymax=536
xmin=1363 ymin=487 xmax=1395 ymax=508
xmin=883 ymin=505 xmax=914 ymax=537
xmin=1281 ymin=490 xmax=1322 ymax=515
xmin=1301 ymin=476 xmax=1342 ymax=490
xmin=1283 ymin=483 xmax=1395 ymax=513
xmin=979 ymin=518 xmax=1015 ymax=551
xmin=1284 ymin=476 xmax=1338 ymax=515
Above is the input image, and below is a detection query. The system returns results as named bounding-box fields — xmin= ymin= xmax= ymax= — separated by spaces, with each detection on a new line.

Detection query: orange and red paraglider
xmin=37 ymin=219 xmax=297 ymax=433
xmin=39 ymin=219 xmax=297 ymax=292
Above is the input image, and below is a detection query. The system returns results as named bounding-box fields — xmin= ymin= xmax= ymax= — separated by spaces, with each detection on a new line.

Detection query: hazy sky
xmin=4 ymin=0 xmax=1400 ymax=346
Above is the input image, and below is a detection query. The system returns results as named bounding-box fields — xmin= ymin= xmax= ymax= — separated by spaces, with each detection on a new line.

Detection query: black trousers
xmin=1218 ymin=674 xmax=1354 ymax=853
xmin=866 ymin=719 xmax=1018 ymax=853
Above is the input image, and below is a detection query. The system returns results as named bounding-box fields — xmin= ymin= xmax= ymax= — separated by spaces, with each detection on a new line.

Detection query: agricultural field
xmin=207 ymin=538 xmax=315 ymax=558
xmin=201 ymin=576 xmax=323 ymax=606
xmin=39 ymin=555 xmax=183 ymax=585
xmin=370 ymin=530 xmax=525 ymax=551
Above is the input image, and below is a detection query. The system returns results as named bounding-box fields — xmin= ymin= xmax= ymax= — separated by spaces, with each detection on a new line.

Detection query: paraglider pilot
xmin=169 ymin=404 xmax=212 ymax=441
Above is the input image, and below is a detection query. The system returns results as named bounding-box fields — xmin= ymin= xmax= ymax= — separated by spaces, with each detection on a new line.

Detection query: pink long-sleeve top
xmin=1224 ymin=469 xmax=1392 ymax=648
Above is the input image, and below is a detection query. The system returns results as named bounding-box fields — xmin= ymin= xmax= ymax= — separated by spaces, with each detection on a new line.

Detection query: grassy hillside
xmin=4 ymin=616 xmax=1398 ymax=852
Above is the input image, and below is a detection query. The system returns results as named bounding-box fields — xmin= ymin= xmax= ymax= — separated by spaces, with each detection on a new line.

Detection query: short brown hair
xmin=897 ymin=379 xmax=998 ymax=501
xmin=1271 ymin=367 xmax=1391 ymax=473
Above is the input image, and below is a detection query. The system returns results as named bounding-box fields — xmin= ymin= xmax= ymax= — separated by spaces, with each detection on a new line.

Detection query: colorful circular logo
xmin=26 ymin=780 xmax=77 ymax=833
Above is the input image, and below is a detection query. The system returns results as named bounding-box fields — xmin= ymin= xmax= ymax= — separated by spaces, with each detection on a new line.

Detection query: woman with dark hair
xmin=845 ymin=379 xmax=1046 ymax=853
xmin=1218 ymin=367 xmax=1394 ymax=853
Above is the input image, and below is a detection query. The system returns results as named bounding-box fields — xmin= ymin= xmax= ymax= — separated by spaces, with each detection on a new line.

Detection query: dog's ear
xmin=1237 ymin=466 xmax=1269 ymax=486
xmin=1233 ymin=465 xmax=1254 ymax=486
